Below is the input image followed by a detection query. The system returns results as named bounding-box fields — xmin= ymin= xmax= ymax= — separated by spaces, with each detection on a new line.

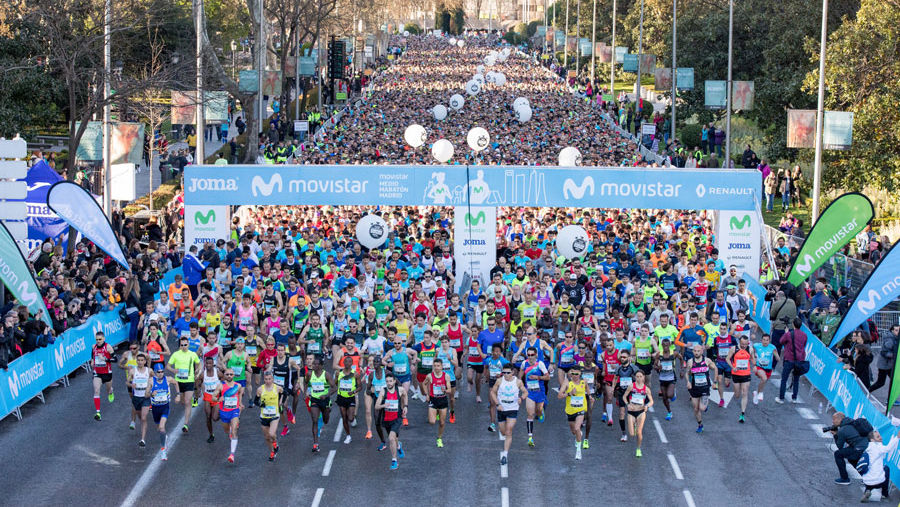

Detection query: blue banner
xmin=830 ymin=239 xmax=900 ymax=347
xmin=184 ymin=165 xmax=760 ymax=210
xmin=0 ymin=305 xmax=127 ymax=419
xmin=745 ymin=277 xmax=900 ymax=488
xmin=46 ymin=182 xmax=130 ymax=270
xmin=23 ymin=161 xmax=67 ymax=253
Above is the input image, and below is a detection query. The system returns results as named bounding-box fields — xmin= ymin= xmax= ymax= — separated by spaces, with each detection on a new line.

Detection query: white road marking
xmin=311 ymin=488 xmax=324 ymax=507
xmin=74 ymin=444 xmax=120 ymax=466
xmin=668 ymin=453 xmax=684 ymax=480
xmin=707 ymin=390 xmax=734 ymax=408
xmin=796 ymin=407 xmax=817 ymax=419
xmin=322 ymin=449 xmax=336 ymax=477
xmin=121 ymin=408 xmax=200 ymax=507
xmin=333 ymin=418 xmax=343 ymax=442
xmin=653 ymin=418 xmax=668 ymax=444
xmin=811 ymin=424 xmax=833 ymax=438
xmin=683 ymin=489 xmax=697 ymax=507
xmin=501 ymin=487 xmax=509 ymax=507
xmin=500 ymin=454 xmax=508 ymax=478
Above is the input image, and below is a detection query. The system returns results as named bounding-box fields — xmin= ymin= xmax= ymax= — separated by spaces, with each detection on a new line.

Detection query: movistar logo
xmin=251 ymin=174 xmax=283 ymax=197
xmin=794 ymin=254 xmax=815 ymax=277
xmin=856 ymin=289 xmax=880 ymax=313
xmin=7 ymin=360 xmax=45 ymax=400
xmin=54 ymin=335 xmax=86 ymax=370
xmin=729 ymin=215 xmax=751 ymax=230
xmin=563 ymin=177 xmax=595 ymax=200
xmin=465 ymin=212 xmax=486 ymax=226
xmin=194 ymin=210 xmax=215 ymax=225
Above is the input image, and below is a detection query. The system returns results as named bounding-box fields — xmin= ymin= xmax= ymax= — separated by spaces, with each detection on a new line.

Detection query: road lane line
xmin=500 ymin=453 xmax=508 ymax=478
xmin=653 ymin=418 xmax=668 ymax=444
xmin=683 ymin=489 xmax=696 ymax=507
xmin=501 ymin=487 xmax=509 ymax=507
xmin=333 ymin=418 xmax=343 ymax=442
xmin=796 ymin=407 xmax=817 ymax=420
xmin=668 ymin=453 xmax=684 ymax=480
xmin=121 ymin=407 xmax=199 ymax=507
xmin=322 ymin=449 xmax=336 ymax=476
xmin=311 ymin=488 xmax=324 ymax=507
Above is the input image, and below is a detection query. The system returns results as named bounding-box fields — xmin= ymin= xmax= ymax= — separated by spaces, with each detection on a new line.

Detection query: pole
xmin=724 ymin=0 xmax=733 ymax=168
xmin=195 ymin=0 xmax=205 ymax=164
xmin=551 ymin=1 xmax=556 ymax=56
xmin=294 ymin=29 xmax=300 ymax=123
xmin=564 ymin=0 xmax=569 ymax=67
xmin=671 ymin=0 xmax=676 ymax=143
xmin=635 ymin=0 xmax=644 ymax=114
xmin=543 ymin=0 xmax=548 ymax=55
xmin=590 ymin=0 xmax=596 ymax=86
xmin=811 ymin=0 xmax=828 ymax=224
xmin=257 ymin=0 xmax=264 ymax=139
xmin=575 ymin=0 xmax=581 ymax=76
xmin=102 ymin=0 xmax=111 ymax=218
xmin=610 ymin=0 xmax=616 ymax=99
xmin=316 ymin=0 xmax=322 ymax=113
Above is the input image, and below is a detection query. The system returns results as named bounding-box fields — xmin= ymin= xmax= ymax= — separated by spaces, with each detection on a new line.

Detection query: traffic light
xmin=327 ymin=39 xmax=345 ymax=80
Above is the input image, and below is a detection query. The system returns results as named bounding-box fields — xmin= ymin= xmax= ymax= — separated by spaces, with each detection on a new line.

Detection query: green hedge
xmin=678 ymin=123 xmax=703 ymax=150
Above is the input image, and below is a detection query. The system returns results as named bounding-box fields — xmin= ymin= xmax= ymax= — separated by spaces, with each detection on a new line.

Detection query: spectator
xmin=868 ymin=325 xmax=900 ymax=395
xmin=764 ymin=170 xmax=777 ymax=211
xmin=860 ymin=430 xmax=898 ymax=502
xmin=776 ymin=318 xmax=807 ymax=403
xmin=768 ymin=289 xmax=798 ymax=354
xmin=830 ymin=412 xmax=869 ymax=485
xmin=741 ymin=144 xmax=756 ymax=168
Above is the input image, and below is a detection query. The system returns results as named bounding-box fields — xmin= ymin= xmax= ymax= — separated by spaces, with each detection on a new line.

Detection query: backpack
xmin=852 ymin=418 xmax=874 ymax=438
xmin=856 ymin=451 xmax=870 ymax=476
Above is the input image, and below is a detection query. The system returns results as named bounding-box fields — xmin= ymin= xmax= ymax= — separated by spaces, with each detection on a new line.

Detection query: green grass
xmin=760 ymin=197 xmax=811 ymax=235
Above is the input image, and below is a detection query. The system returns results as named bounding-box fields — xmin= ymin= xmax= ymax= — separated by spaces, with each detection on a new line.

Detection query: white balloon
xmin=514 ymin=104 xmax=532 ymax=122
xmin=476 ymin=64 xmax=485 ymax=75
xmin=432 ymin=104 xmax=448 ymax=120
xmin=488 ymin=50 xmax=499 ymax=58
xmin=449 ymin=94 xmax=465 ymax=111
xmin=465 ymin=79 xmax=481 ymax=95
xmin=485 ymin=71 xmax=496 ymax=84
xmin=457 ymin=40 xmax=464 ymax=47
xmin=494 ymin=73 xmax=506 ymax=86
xmin=403 ymin=30 xmax=410 ymax=37
xmin=355 ymin=214 xmax=390 ymax=250
xmin=403 ymin=124 xmax=427 ymax=148
xmin=513 ymin=97 xmax=530 ymax=110
xmin=473 ymin=73 xmax=485 ymax=86
xmin=484 ymin=55 xmax=497 ymax=66
xmin=498 ymin=54 xmax=508 ymax=63
xmin=466 ymin=127 xmax=490 ymax=152
xmin=556 ymin=225 xmax=590 ymax=259
xmin=502 ymin=47 xmax=512 ymax=57
xmin=449 ymin=37 xmax=457 ymax=45
xmin=431 ymin=139 xmax=454 ymax=163
xmin=558 ymin=146 xmax=583 ymax=166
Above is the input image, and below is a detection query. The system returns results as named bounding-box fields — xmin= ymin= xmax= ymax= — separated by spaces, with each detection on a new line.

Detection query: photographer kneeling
xmin=829 ymin=412 xmax=870 ymax=485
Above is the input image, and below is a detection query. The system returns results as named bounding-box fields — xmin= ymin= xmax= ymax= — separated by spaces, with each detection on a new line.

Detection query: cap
xmin=569 ymin=273 xmax=577 ymax=280
xmin=727 ymin=284 xmax=736 ymax=290
xmin=235 ymin=337 xmax=246 ymax=344
xmin=153 ymin=363 xmax=165 ymax=372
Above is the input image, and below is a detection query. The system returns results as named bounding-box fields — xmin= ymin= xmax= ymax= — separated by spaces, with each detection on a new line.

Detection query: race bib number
xmin=526 ymin=379 xmax=539 ymax=390
xmin=561 ymin=351 xmax=574 ymax=363
xmin=468 ymin=346 xmax=480 ymax=356
xmin=583 ymin=372 xmax=595 ymax=384
xmin=203 ymin=381 xmax=218 ymax=393
xmin=694 ymin=375 xmax=708 ymax=386
xmin=736 ymin=359 xmax=750 ymax=370
xmin=307 ymin=342 xmax=320 ymax=353
xmin=432 ymin=384 xmax=444 ymax=396
xmin=152 ymin=392 xmax=168 ymax=404
xmin=231 ymin=365 xmax=244 ymax=376
xmin=134 ymin=378 xmax=148 ymax=390
xmin=311 ymin=382 xmax=326 ymax=395
xmin=94 ymin=356 xmax=107 ymax=367
xmin=149 ymin=351 xmax=161 ymax=361
xmin=394 ymin=363 xmax=408 ymax=375
xmin=661 ymin=361 xmax=674 ymax=372
xmin=717 ymin=346 xmax=730 ymax=358
xmin=637 ymin=349 xmax=649 ymax=359
xmin=422 ymin=356 xmax=434 ymax=367
xmin=176 ymin=368 xmax=190 ymax=381
xmin=339 ymin=379 xmax=354 ymax=391
xmin=619 ymin=377 xmax=632 ymax=388
xmin=385 ymin=399 xmax=399 ymax=411
xmin=274 ymin=376 xmax=285 ymax=387
xmin=450 ymin=338 xmax=461 ymax=347
xmin=246 ymin=345 xmax=258 ymax=356
xmin=569 ymin=395 xmax=584 ymax=408
xmin=262 ymin=405 xmax=278 ymax=417
xmin=630 ymin=392 xmax=646 ymax=405
xmin=224 ymin=396 xmax=238 ymax=409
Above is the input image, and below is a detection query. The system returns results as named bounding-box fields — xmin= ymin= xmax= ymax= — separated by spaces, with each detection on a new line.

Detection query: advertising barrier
xmin=0 ymin=305 xmax=128 ymax=420
xmin=184 ymin=165 xmax=760 ymax=211
xmin=745 ymin=278 xmax=900 ymax=487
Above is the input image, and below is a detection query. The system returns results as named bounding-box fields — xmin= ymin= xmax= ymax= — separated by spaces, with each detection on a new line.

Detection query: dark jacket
xmin=780 ymin=328 xmax=808 ymax=362
xmin=834 ymin=417 xmax=868 ymax=453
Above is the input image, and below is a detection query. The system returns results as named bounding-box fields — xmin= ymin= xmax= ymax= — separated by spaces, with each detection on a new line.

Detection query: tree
xmin=804 ymin=0 xmax=900 ymax=195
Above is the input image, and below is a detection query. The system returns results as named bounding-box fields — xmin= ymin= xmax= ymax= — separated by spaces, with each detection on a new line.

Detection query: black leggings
xmin=865 ymin=467 xmax=890 ymax=497
xmin=869 ymin=368 xmax=892 ymax=393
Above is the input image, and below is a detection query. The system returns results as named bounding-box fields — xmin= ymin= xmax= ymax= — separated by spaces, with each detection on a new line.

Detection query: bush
xmin=403 ymin=23 xmax=421 ymax=35
xmin=503 ymin=31 xmax=527 ymax=45
xmin=514 ymin=23 xmax=528 ymax=37
xmin=527 ymin=21 xmax=543 ymax=38
xmin=678 ymin=123 xmax=703 ymax=150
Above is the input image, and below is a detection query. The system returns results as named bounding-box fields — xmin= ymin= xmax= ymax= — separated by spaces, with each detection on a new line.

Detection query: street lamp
xmin=231 ymin=40 xmax=237 ymax=80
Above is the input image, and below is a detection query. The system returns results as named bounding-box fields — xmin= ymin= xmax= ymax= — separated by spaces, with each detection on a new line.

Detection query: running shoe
xmin=499 ymin=433 xmax=506 ymax=441
xmin=575 ymin=447 xmax=582 ymax=460
xmin=160 ymin=449 xmax=168 ymax=461
xmin=192 ymin=398 xmax=199 ymax=408
xmin=791 ymin=397 xmax=799 ymax=404
xmin=227 ymin=453 xmax=235 ymax=463
xmin=273 ymin=444 xmax=279 ymax=457
xmin=476 ymin=396 xmax=482 ymax=403
xmin=582 ymin=439 xmax=589 ymax=449
xmin=718 ymin=399 xmax=724 ymax=408
xmin=601 ymin=413 xmax=608 ymax=423
xmin=344 ymin=435 xmax=352 ymax=445
xmin=861 ymin=490 xmax=872 ymax=503
xmin=350 ymin=417 xmax=358 ymax=427
xmin=665 ymin=412 xmax=672 ymax=421
xmin=620 ymin=434 xmax=627 ymax=442
xmin=670 ymin=393 xmax=676 ymax=402
xmin=436 ymin=438 xmax=443 ymax=448
xmin=280 ymin=425 xmax=291 ymax=437
xmin=182 ymin=424 xmax=189 ymax=433
xmin=312 ymin=444 xmax=320 ymax=453
xmin=377 ymin=443 xmax=387 ymax=451
xmin=607 ymin=420 xmax=613 ymax=427
xmin=739 ymin=414 xmax=745 ymax=424
xmin=696 ymin=424 xmax=704 ymax=433
xmin=527 ymin=436 xmax=535 ymax=447
xmin=207 ymin=435 xmax=216 ymax=443
xmin=752 ymin=391 xmax=759 ymax=405
xmin=636 ymin=449 xmax=642 ymax=458
xmin=269 ymin=451 xmax=275 ymax=462
xmin=398 ymin=444 xmax=405 ymax=458
xmin=108 ymin=392 xmax=115 ymax=403
xmin=365 ymin=430 xmax=373 ymax=439
xmin=488 ymin=423 xmax=497 ymax=432
xmin=500 ymin=455 xmax=508 ymax=465
xmin=449 ymin=413 xmax=456 ymax=424
xmin=833 ymin=478 xmax=850 ymax=485
xmin=94 ymin=411 xmax=102 ymax=421
xmin=537 ymin=413 xmax=545 ymax=423
xmin=402 ymin=418 xmax=409 ymax=427
xmin=138 ymin=440 xmax=146 ymax=447
xmin=390 ymin=459 xmax=399 ymax=470
xmin=129 ymin=421 xmax=135 ymax=430
xmin=287 ymin=409 xmax=296 ymax=425
xmin=774 ymin=397 xmax=785 ymax=404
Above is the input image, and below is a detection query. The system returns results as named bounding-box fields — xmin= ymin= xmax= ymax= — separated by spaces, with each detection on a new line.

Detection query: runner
xmin=752 ymin=333 xmax=779 ymax=404
xmin=364 ymin=355 xmax=387 ymax=445
xmin=554 ymin=331 xmax=578 ymax=386
xmin=484 ymin=343 xmax=510 ymax=433
xmin=199 ymin=356 xmax=221 ymax=442
xmin=126 ymin=353 xmax=151 ymax=446
xmin=91 ymin=331 xmax=115 ymax=421
xmin=374 ymin=373 xmax=408 ymax=470
xmin=270 ymin=343 xmax=303 ymax=436
xmin=221 ymin=337 xmax=251 ymax=394
xmin=423 ymin=358 xmax=451 ymax=447
xmin=490 ymin=364 xmax=528 ymax=465
xmin=465 ymin=324 xmax=486 ymax=401
xmin=335 ymin=355 xmax=363 ymax=444
xmin=614 ymin=350 xmax=638 ymax=441
xmin=574 ymin=343 xmax=596 ymax=449
xmin=520 ymin=346 xmax=550 ymax=448
xmin=144 ymin=320 xmax=170 ymax=370
xmin=383 ymin=335 xmax=417 ymax=425
xmin=214 ymin=368 xmax=245 ymax=463
xmin=685 ymin=344 xmax=719 ymax=433
xmin=436 ymin=335 xmax=460 ymax=420
xmin=149 ymin=363 xmax=178 ymax=461
xmin=622 ymin=370 xmax=654 ymax=457
xmin=728 ymin=335 xmax=756 ymax=423
xmin=655 ymin=338 xmax=680 ymax=420
xmin=557 ymin=365 xmax=587 ymax=460
xmin=119 ymin=341 xmax=141 ymax=429
xmin=712 ymin=322 xmax=736 ymax=408
xmin=411 ymin=330 xmax=438 ymax=402
xmin=305 ymin=356 xmax=336 ymax=452
xmin=166 ymin=336 xmax=201 ymax=432
xmin=257 ymin=371 xmax=283 ymax=460
xmin=599 ymin=337 xmax=620 ymax=427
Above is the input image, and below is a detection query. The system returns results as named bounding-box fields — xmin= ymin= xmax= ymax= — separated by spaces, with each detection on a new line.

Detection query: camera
xmin=822 ymin=425 xmax=838 ymax=433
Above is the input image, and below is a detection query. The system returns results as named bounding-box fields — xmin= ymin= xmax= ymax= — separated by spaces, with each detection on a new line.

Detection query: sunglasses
xmin=502 ymin=371 xmax=513 ymax=375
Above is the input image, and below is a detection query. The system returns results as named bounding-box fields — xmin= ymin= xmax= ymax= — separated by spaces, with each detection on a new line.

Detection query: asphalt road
xmin=0 ymin=352 xmax=874 ymax=507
